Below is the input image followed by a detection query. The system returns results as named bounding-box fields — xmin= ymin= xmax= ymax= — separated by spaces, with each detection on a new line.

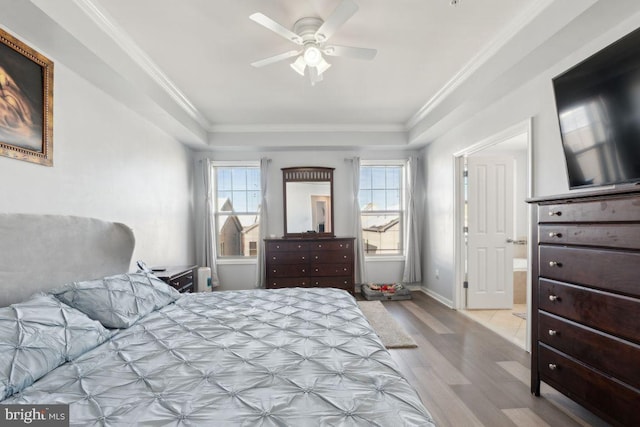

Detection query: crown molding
xmin=209 ymin=123 xmax=407 ymax=134
xmin=73 ymin=0 xmax=210 ymax=129
xmin=405 ymin=0 xmax=555 ymax=130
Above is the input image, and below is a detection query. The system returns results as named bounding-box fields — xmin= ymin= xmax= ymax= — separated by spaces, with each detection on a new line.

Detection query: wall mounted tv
xmin=552 ymin=26 xmax=640 ymax=189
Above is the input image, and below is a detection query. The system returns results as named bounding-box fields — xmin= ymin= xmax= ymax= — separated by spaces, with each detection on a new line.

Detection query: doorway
xmin=453 ymin=119 xmax=533 ymax=351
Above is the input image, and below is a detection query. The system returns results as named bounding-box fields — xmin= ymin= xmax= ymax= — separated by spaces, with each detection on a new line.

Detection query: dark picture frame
xmin=0 ymin=28 xmax=53 ymax=166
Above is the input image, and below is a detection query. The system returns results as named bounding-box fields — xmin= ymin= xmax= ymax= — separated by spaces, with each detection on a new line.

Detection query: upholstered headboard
xmin=0 ymin=214 xmax=135 ymax=306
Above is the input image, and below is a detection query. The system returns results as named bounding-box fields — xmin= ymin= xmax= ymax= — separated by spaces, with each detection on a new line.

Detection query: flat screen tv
xmin=552 ymin=26 xmax=640 ymax=189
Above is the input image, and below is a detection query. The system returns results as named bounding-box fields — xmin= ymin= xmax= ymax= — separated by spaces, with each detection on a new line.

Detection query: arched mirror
xmin=282 ymin=167 xmax=334 ymax=237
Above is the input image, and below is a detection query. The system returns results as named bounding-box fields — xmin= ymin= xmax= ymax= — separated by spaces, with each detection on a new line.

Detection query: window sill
xmin=364 ymin=255 xmax=405 ymax=262
xmin=216 ymin=258 xmax=257 ymax=265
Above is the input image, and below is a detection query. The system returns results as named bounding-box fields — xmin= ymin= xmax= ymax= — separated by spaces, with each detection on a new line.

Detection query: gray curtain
xmin=402 ymin=155 xmax=422 ymax=283
xmin=348 ymin=157 xmax=366 ymax=284
xmin=202 ymin=159 xmax=220 ymax=287
xmin=255 ymin=157 xmax=270 ymax=288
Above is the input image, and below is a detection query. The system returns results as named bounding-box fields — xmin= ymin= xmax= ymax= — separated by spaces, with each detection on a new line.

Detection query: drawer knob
xmin=548 ymin=261 xmax=562 ymax=267
xmin=297 ymin=245 xmax=302 ymax=249
xmin=548 ymin=363 xmax=557 ymax=370
xmin=548 ymin=232 xmax=562 ymax=238
xmin=315 ymin=256 xmax=319 ymax=259
xmin=548 ymin=294 xmax=559 ymax=302
xmin=301 ymin=256 xmax=305 ymax=260
xmin=276 ymin=245 xmax=280 ymax=249
xmin=343 ymin=255 xmax=347 ymax=259
xmin=273 ymin=269 xmax=277 ymax=273
xmin=548 ymin=210 xmax=562 ymax=216
xmin=315 ymin=268 xmax=319 ymax=272
xmin=302 ymin=269 xmax=306 ymax=273
xmin=343 ymin=268 xmax=347 ymax=271
xmin=272 ymin=256 xmax=277 ymax=260
xmin=548 ymin=329 xmax=558 ymax=336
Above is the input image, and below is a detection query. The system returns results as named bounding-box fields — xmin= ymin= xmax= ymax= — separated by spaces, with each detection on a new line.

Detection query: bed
xmin=0 ymin=214 xmax=435 ymax=426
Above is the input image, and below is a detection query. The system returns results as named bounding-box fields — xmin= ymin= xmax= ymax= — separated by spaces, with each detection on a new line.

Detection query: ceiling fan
xmin=249 ymin=0 xmax=377 ymax=85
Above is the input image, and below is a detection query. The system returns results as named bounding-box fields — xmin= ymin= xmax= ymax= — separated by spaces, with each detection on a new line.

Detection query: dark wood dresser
xmin=153 ymin=265 xmax=197 ymax=293
xmin=529 ymin=188 xmax=640 ymax=426
xmin=265 ymin=237 xmax=355 ymax=294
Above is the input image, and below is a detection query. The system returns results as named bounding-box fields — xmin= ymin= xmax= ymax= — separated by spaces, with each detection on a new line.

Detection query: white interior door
xmin=466 ymin=156 xmax=514 ymax=309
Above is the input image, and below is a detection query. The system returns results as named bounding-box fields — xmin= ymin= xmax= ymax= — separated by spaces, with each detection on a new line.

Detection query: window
xmin=359 ymin=163 xmax=404 ymax=255
xmin=214 ymin=164 xmax=260 ymax=258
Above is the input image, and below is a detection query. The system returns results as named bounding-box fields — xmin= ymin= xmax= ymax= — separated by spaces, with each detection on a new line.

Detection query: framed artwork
xmin=0 ymin=28 xmax=53 ymax=166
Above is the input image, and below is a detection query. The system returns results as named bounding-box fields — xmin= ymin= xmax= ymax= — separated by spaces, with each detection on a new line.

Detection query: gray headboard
xmin=0 ymin=214 xmax=135 ymax=306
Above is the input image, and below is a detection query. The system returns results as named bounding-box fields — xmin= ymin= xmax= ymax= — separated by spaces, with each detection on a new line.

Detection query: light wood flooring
xmin=379 ymin=291 xmax=611 ymax=427
xmin=462 ymin=304 xmax=527 ymax=349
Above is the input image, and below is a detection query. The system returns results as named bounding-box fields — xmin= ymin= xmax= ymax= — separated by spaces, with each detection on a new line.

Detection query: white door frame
xmin=452 ymin=118 xmax=534 ymax=351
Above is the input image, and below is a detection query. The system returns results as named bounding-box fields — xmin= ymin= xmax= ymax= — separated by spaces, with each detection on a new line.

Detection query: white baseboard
xmin=418 ymin=287 xmax=454 ymax=308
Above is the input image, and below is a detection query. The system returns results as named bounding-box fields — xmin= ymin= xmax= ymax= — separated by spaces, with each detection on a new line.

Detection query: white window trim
xmin=217 ymin=257 xmax=257 ymax=265
xmin=360 ymin=159 xmax=409 ymax=258
xmin=212 ymin=161 xmax=261 ymax=260
xmin=365 ymin=255 xmax=405 ymax=262
xmin=360 ymin=159 xmax=407 ymax=167
xmin=212 ymin=160 xmax=260 ymax=167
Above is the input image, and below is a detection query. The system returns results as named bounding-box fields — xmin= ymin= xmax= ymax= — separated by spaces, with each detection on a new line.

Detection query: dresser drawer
xmin=308 ymin=239 xmax=352 ymax=251
xmin=311 ymin=263 xmax=352 ymax=276
xmin=539 ymin=312 xmax=640 ymax=388
xmin=539 ymin=224 xmax=640 ymax=250
xmin=538 ymin=344 xmax=640 ymax=427
xmin=266 ymin=277 xmax=310 ymax=288
xmin=267 ymin=252 xmax=309 ymax=263
xmin=539 ymin=279 xmax=640 ymax=344
xmin=310 ymin=250 xmax=352 ymax=263
xmin=265 ymin=240 xmax=309 ymax=252
xmin=267 ymin=264 xmax=310 ymax=277
xmin=539 ymin=196 xmax=640 ymax=223
xmin=539 ymin=245 xmax=640 ymax=297
xmin=310 ymin=276 xmax=353 ymax=289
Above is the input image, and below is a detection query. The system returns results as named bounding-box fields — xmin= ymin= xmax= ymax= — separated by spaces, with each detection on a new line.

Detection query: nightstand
xmin=152 ymin=265 xmax=197 ymax=293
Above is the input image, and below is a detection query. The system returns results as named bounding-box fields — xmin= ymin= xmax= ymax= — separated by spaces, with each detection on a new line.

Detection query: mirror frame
xmin=282 ymin=166 xmax=335 ymax=238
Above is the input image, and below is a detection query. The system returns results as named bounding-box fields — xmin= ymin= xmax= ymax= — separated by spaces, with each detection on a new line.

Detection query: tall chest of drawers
xmin=530 ymin=188 xmax=640 ymax=426
xmin=265 ymin=237 xmax=355 ymax=294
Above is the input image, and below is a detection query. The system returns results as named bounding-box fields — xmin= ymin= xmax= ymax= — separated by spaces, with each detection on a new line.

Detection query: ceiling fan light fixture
xmin=316 ymin=57 xmax=331 ymax=75
xmin=290 ymin=56 xmax=306 ymax=76
xmin=250 ymin=0 xmax=375 ymax=85
xmin=303 ymin=46 xmax=322 ymax=67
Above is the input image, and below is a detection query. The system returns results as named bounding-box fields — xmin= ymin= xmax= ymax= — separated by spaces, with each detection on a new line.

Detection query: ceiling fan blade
xmin=249 ymin=13 xmax=303 ymax=45
xmin=251 ymin=50 xmax=301 ymax=68
xmin=314 ymin=0 xmax=358 ymax=42
xmin=323 ymin=45 xmax=377 ymax=60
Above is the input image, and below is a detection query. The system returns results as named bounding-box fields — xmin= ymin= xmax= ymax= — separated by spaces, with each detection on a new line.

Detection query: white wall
xmin=193 ymin=149 xmax=418 ymax=291
xmin=0 ymin=43 xmax=195 ymax=271
xmin=420 ymin=11 xmax=640 ymax=304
